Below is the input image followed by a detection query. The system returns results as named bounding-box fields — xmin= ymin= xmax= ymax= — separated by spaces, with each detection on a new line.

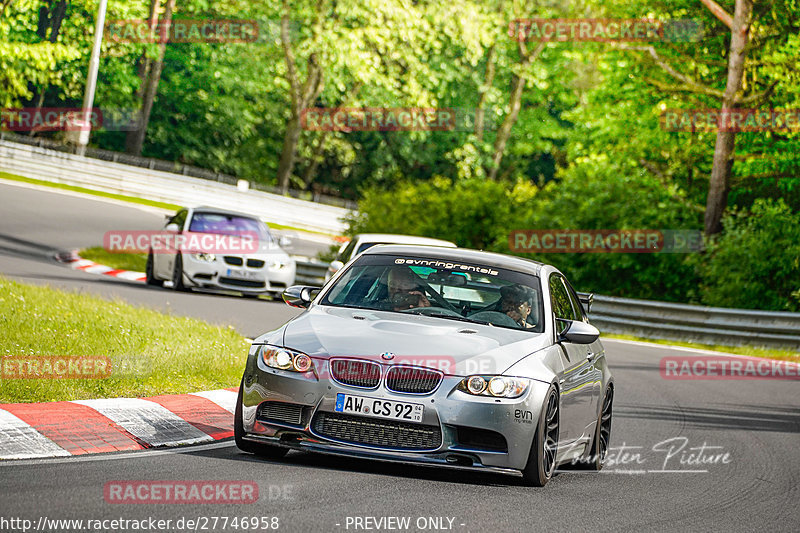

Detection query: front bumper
xmin=240 ymin=353 xmax=551 ymax=472
xmin=182 ymin=254 xmax=295 ymax=293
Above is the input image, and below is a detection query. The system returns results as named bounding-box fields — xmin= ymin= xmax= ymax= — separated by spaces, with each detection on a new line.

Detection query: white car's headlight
xmin=191 ymin=252 xmax=216 ymax=262
xmin=459 ymin=375 xmax=529 ymax=398
xmin=261 ymin=346 xmax=314 ymax=373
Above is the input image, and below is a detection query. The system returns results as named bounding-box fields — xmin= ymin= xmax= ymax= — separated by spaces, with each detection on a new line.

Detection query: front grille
xmin=257 ymin=402 xmax=305 ymax=426
xmin=224 ymin=256 xmax=244 ymax=266
xmin=312 ymin=412 xmax=442 ymax=450
xmin=219 ymin=277 xmax=265 ymax=288
xmin=385 ymin=366 xmax=442 ymax=394
xmin=247 ymin=259 xmax=265 ymax=268
xmin=330 ymin=359 xmax=381 ymax=388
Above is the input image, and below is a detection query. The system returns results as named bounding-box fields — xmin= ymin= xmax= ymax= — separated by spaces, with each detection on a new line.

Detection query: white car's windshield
xmin=322 ymin=254 xmax=544 ymax=332
xmin=188 ymin=213 xmax=272 ymax=242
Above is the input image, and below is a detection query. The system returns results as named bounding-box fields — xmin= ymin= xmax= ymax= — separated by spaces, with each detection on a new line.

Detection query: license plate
xmin=226 ymin=268 xmax=258 ymax=280
xmin=335 ymin=393 xmax=423 ymax=423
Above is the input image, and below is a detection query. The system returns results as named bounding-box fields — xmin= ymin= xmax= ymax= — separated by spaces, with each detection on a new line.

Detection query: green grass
xmin=0 ymin=170 xmax=341 ymax=237
xmin=79 ymin=246 xmax=147 ymax=273
xmin=0 ymin=276 xmax=250 ymax=403
xmin=604 ymin=333 xmax=800 ymax=362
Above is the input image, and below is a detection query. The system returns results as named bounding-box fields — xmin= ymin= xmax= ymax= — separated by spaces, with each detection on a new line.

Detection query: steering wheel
xmin=419 ymin=282 xmax=459 ymax=313
xmin=467 ymin=310 xmax=520 ymax=328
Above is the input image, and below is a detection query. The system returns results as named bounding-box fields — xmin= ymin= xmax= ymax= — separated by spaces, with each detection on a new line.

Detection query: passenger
xmin=500 ymin=285 xmax=535 ymax=328
xmin=386 ymin=267 xmax=432 ymax=311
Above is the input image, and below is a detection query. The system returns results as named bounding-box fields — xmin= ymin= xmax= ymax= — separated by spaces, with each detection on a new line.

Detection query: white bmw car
xmin=146 ymin=207 xmax=296 ymax=296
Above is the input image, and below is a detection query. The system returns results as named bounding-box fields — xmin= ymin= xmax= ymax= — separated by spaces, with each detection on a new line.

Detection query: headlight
xmin=191 ymin=252 xmax=216 ymax=262
xmin=459 ymin=375 xmax=529 ymax=398
xmin=466 ymin=376 xmax=486 ymax=394
xmin=261 ymin=346 xmax=314 ymax=373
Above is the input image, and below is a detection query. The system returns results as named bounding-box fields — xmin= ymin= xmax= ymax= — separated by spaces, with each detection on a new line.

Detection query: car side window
xmin=563 ymin=279 xmax=587 ymax=322
xmin=549 ymin=274 xmax=576 ymax=333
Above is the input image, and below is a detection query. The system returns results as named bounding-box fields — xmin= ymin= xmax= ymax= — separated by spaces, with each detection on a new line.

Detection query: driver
xmin=500 ymin=284 xmax=535 ymax=328
xmin=387 ymin=267 xmax=432 ymax=311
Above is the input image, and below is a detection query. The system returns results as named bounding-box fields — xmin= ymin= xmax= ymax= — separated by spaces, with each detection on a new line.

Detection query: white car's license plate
xmin=226 ymin=268 xmax=258 ymax=280
xmin=335 ymin=393 xmax=423 ymax=423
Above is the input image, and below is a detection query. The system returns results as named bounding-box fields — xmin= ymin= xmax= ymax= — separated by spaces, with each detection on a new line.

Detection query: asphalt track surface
xmin=1 ymin=181 xmax=799 ymax=532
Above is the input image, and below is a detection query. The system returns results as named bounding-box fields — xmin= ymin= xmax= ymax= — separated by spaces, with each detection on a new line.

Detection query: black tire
xmin=522 ymin=385 xmax=560 ymax=487
xmin=234 ymin=379 xmax=289 ymax=459
xmin=583 ymin=386 xmax=614 ymax=471
xmin=145 ymin=251 xmax=163 ymax=287
xmin=171 ymin=253 xmax=188 ymax=291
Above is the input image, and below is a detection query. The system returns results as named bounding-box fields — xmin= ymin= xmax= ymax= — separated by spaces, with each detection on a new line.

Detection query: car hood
xmin=279 ymin=306 xmax=552 ymax=376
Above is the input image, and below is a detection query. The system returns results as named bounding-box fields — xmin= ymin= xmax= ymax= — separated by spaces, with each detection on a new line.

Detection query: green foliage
xmin=513 ymin=158 xmax=703 ymax=302
xmin=348 ymin=177 xmax=538 ymax=250
xmin=2 ymin=0 xmax=799 ymax=311
xmin=696 ymin=199 xmax=800 ymax=311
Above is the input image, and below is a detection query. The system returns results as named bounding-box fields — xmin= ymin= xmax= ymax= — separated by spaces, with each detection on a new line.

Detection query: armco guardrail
xmin=0 ymin=132 xmax=357 ymax=209
xmin=590 ymin=295 xmax=800 ymax=349
xmin=292 ymin=261 xmax=800 ymax=349
xmin=295 ymin=260 xmax=328 ymax=286
xmin=0 ymin=139 xmax=350 ymax=235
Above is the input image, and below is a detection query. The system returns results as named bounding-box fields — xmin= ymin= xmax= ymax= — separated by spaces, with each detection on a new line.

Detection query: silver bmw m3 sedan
xmin=235 ymin=245 xmax=613 ymax=486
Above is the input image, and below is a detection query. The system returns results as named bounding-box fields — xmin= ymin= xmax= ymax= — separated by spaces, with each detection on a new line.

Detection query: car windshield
xmin=321 ymin=253 xmax=544 ymax=332
xmin=188 ymin=213 xmax=272 ymax=242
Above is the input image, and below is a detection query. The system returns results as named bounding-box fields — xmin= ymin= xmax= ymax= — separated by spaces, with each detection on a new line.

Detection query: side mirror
xmin=557 ymin=319 xmax=600 ymax=345
xmin=329 ymin=260 xmax=344 ymax=272
xmin=278 ymin=236 xmax=292 ymax=247
xmin=165 ymin=223 xmax=180 ymax=233
xmin=282 ymin=285 xmax=321 ymax=308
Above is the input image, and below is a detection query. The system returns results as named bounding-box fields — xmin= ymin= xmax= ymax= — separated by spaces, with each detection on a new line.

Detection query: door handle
xmin=586 ymin=351 xmax=595 ymax=361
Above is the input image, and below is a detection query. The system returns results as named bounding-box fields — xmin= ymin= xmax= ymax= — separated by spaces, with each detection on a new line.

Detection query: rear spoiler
xmin=576 ymin=292 xmax=594 ymax=314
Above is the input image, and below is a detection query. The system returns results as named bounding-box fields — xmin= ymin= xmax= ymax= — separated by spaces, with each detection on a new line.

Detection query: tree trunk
xmin=37 ymin=0 xmax=67 ymax=42
xmin=277 ymin=3 xmax=323 ymax=194
xmin=125 ymin=0 xmax=174 ymax=156
xmin=475 ymin=44 xmax=496 ymax=143
xmin=302 ymin=130 xmax=330 ymax=186
xmin=475 ymin=1 xmax=503 ymax=142
xmin=133 ymin=0 xmax=161 ymax=101
xmin=704 ymin=0 xmax=753 ymax=236
xmin=28 ymin=0 xmax=67 ymax=126
xmin=276 ymin=115 xmax=303 ymax=193
xmin=488 ymin=73 xmax=526 ymax=181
